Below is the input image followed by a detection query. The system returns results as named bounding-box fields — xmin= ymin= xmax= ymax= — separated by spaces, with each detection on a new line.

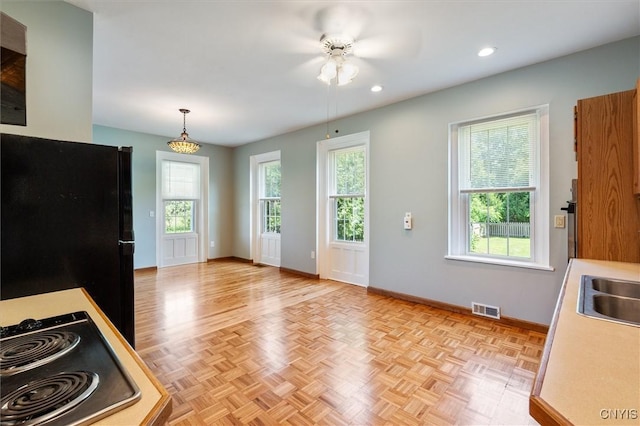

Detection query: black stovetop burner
xmin=0 ymin=312 xmax=140 ymax=426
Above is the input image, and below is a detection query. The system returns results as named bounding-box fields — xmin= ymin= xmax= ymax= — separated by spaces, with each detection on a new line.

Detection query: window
xmin=164 ymin=200 xmax=194 ymax=233
xmin=260 ymin=160 xmax=281 ymax=233
xmin=330 ymin=146 xmax=366 ymax=242
xmin=162 ymin=160 xmax=200 ymax=234
xmin=448 ymin=106 xmax=551 ymax=270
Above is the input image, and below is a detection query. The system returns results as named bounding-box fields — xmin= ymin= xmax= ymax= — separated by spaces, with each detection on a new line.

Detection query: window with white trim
xmin=448 ymin=106 xmax=551 ymax=270
xmin=162 ymin=160 xmax=200 ymax=234
xmin=330 ymin=146 xmax=366 ymax=242
xmin=259 ymin=160 xmax=281 ymax=233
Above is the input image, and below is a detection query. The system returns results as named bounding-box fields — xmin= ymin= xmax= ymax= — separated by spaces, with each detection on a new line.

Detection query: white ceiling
xmin=65 ymin=0 xmax=640 ymax=147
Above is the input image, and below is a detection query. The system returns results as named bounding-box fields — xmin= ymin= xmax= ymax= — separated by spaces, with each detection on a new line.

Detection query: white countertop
xmin=531 ymin=259 xmax=640 ymax=425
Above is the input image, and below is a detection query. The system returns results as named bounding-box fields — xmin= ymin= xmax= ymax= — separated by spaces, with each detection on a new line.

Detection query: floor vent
xmin=471 ymin=302 xmax=501 ymax=319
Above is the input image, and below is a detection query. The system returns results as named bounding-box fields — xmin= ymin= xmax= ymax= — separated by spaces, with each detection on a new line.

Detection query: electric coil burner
xmin=0 ymin=312 xmax=140 ymax=425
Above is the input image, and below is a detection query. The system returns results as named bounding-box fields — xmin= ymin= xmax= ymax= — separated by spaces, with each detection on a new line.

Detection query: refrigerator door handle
xmin=118 ymin=240 xmax=135 ymax=255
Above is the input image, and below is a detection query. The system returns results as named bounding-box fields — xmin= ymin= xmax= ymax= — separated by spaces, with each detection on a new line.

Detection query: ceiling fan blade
xmin=313 ymin=4 xmax=368 ymax=40
xmin=352 ymin=31 xmax=423 ymax=59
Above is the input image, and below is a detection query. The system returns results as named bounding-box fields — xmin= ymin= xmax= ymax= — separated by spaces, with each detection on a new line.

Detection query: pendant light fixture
xmin=167 ymin=108 xmax=201 ymax=154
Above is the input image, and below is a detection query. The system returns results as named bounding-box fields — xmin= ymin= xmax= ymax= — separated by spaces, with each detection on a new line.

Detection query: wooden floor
xmin=134 ymin=260 xmax=545 ymax=425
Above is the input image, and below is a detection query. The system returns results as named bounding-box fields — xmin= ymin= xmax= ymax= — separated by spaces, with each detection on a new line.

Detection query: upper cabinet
xmin=634 ymin=78 xmax=640 ymax=195
xmin=576 ymin=88 xmax=640 ymax=262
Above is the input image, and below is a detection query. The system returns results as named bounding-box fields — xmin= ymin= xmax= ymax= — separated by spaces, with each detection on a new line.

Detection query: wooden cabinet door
xmin=577 ymin=89 xmax=640 ymax=262
xmin=634 ymin=78 xmax=640 ymax=195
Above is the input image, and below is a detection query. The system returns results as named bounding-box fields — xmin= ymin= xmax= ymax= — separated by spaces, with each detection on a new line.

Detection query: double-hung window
xmin=330 ymin=146 xmax=366 ymax=243
xmin=162 ymin=160 xmax=200 ymax=234
xmin=448 ymin=106 xmax=551 ymax=270
xmin=260 ymin=160 xmax=281 ymax=234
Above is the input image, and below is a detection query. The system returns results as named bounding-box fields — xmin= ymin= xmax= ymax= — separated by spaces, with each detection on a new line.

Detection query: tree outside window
xmin=260 ymin=160 xmax=281 ymax=234
xmin=332 ymin=147 xmax=365 ymax=243
xmin=165 ymin=200 xmax=194 ymax=233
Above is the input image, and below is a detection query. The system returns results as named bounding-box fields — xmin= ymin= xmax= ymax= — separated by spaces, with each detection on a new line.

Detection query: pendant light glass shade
xmin=167 ymin=109 xmax=201 ymax=154
xmin=336 ymin=61 xmax=359 ymax=86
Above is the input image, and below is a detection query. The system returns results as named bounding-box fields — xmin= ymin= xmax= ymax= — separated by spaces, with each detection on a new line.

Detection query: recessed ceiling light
xmin=478 ymin=47 xmax=496 ymax=57
xmin=371 ymin=85 xmax=383 ymax=92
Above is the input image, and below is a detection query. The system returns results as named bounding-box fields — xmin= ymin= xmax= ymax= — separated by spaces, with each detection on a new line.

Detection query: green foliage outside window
xmin=165 ymin=200 xmax=194 ymax=233
xmin=469 ymin=192 xmax=531 ymax=257
xmin=332 ymin=147 xmax=366 ymax=243
xmin=261 ymin=161 xmax=281 ymax=234
xmin=263 ymin=199 xmax=281 ymax=233
xmin=334 ymin=149 xmax=365 ymax=195
xmin=263 ymin=161 xmax=281 ymax=198
xmin=335 ymin=197 xmax=364 ymax=242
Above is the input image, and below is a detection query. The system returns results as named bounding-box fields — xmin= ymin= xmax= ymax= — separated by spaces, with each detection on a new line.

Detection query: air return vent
xmin=471 ymin=302 xmax=501 ymax=319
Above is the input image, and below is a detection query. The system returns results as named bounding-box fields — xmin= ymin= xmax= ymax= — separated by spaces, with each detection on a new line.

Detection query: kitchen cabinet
xmin=576 ymin=89 xmax=640 ymax=262
xmin=634 ymin=78 xmax=640 ymax=195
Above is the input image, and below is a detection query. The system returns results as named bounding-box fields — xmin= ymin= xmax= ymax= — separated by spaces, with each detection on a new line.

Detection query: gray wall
xmin=233 ymin=37 xmax=640 ymax=325
xmin=93 ymin=125 xmax=234 ymax=269
xmin=0 ymin=1 xmax=93 ymax=141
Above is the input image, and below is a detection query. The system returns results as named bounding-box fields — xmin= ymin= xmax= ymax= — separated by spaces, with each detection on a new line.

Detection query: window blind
xmin=162 ymin=160 xmax=200 ymax=199
xmin=459 ymin=112 xmax=537 ymax=192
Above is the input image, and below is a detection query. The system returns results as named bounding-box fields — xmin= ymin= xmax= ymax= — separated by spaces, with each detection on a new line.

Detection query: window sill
xmin=445 ymin=255 xmax=555 ymax=272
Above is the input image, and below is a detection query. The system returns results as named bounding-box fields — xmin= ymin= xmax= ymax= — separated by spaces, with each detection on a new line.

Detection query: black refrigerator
xmin=1 ymin=133 xmax=136 ymax=347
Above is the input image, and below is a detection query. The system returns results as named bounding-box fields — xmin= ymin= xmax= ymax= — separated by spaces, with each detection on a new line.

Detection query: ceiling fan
xmin=283 ymin=4 xmax=422 ymax=86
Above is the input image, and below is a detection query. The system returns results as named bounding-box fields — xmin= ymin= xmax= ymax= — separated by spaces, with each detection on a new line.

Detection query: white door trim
xmin=250 ymin=150 xmax=281 ymax=265
xmin=156 ymin=151 xmax=209 ymax=268
xmin=317 ymin=131 xmax=370 ymax=286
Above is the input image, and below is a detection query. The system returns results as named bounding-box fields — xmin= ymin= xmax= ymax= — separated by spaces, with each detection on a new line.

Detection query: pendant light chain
xmin=182 ymin=110 xmax=187 ymax=134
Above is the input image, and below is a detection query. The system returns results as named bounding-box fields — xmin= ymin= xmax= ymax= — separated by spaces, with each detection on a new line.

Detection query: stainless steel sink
xmin=593 ymin=294 xmax=640 ymax=324
xmin=578 ymin=275 xmax=640 ymax=327
xmin=591 ymin=277 xmax=640 ymax=299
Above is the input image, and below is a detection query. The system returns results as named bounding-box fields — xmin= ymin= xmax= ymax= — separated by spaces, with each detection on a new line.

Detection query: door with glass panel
xmin=258 ymin=160 xmax=281 ymax=266
xmin=161 ymin=161 xmax=200 ymax=267
xmin=319 ymin=133 xmax=369 ymax=287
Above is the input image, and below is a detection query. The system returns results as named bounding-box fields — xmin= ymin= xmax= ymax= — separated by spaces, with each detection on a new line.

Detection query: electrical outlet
xmin=210 ymin=241 xmax=215 ymax=248
xmin=311 ymin=251 xmax=315 ymax=259
xmin=554 ymin=215 xmax=565 ymax=228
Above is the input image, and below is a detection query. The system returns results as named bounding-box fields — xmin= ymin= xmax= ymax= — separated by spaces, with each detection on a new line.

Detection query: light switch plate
xmin=554 ymin=215 xmax=565 ymax=228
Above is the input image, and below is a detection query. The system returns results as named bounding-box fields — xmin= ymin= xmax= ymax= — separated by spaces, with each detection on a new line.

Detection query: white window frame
xmin=259 ymin=159 xmax=281 ymax=234
xmin=447 ymin=105 xmax=553 ymax=271
xmin=329 ymin=146 xmax=366 ymax=243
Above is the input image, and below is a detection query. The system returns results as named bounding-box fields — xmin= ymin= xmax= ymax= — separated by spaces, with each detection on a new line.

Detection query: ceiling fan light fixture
xmin=317 ymin=35 xmax=359 ymax=86
xmin=167 ymin=108 xmax=202 ymax=154
xmin=318 ymin=58 xmax=338 ymax=84
xmin=337 ymin=61 xmax=359 ymax=86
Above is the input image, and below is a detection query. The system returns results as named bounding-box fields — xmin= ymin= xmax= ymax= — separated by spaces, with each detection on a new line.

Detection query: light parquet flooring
xmin=134 ymin=260 xmax=545 ymax=425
